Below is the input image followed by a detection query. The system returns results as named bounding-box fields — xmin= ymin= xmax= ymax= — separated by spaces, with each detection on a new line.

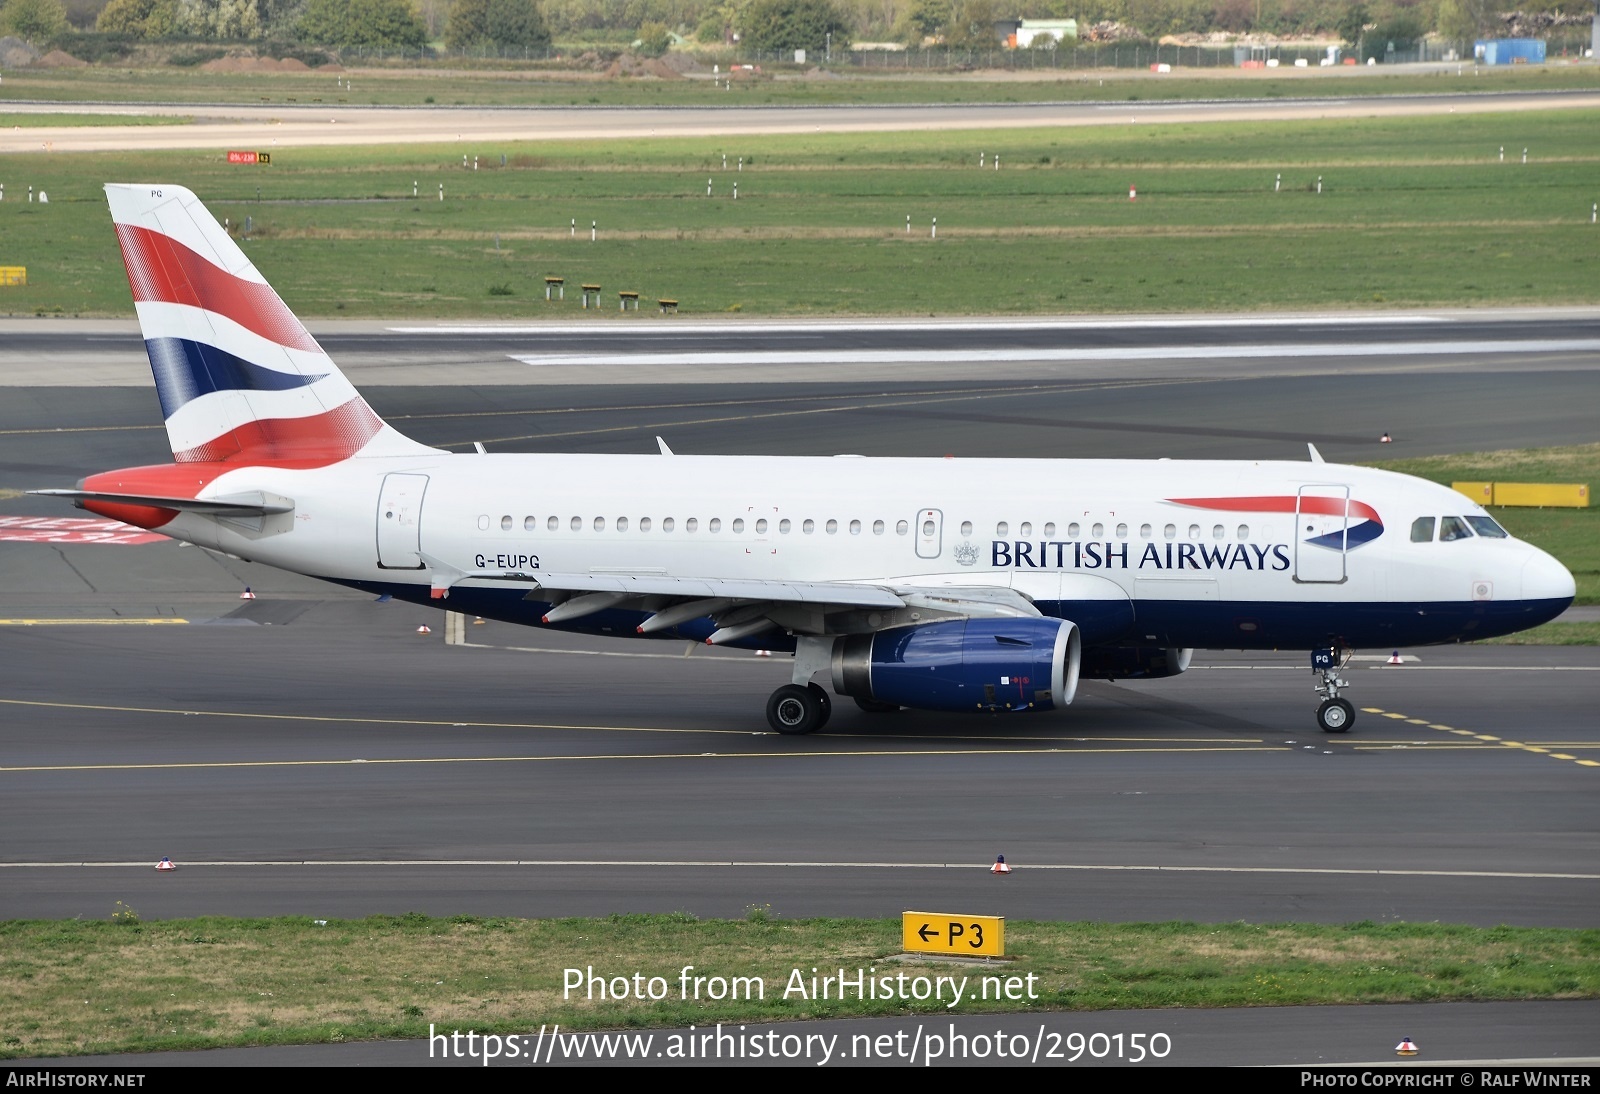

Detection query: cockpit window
xmin=1409 ymin=517 xmax=1435 ymax=543
xmin=1465 ymin=515 xmax=1509 ymax=539
xmin=1439 ymin=516 xmax=1473 ymax=542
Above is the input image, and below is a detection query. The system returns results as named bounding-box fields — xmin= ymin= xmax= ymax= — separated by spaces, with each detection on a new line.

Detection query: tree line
xmin=0 ymin=0 xmax=1589 ymax=58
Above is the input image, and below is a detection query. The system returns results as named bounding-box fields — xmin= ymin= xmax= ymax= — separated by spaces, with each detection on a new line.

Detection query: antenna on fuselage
xmin=657 ymin=436 xmax=674 ymax=456
xmin=1307 ymin=443 xmax=1325 ymax=464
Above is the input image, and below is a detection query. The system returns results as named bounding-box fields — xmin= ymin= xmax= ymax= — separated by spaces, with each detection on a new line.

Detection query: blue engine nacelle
xmin=830 ymin=617 xmax=1081 ymax=713
xmin=1080 ymin=646 xmax=1193 ymax=680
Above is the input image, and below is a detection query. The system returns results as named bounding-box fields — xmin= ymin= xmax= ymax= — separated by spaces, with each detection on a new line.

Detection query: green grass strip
xmin=2 ymin=912 xmax=1597 ymax=1058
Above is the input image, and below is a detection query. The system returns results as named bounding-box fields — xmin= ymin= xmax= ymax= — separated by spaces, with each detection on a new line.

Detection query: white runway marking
xmin=508 ymin=339 xmax=1600 ymax=368
xmin=392 ymin=315 xmax=1450 ymax=336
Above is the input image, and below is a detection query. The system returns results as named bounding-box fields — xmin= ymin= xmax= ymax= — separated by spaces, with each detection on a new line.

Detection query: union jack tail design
xmin=106 ymin=184 xmax=434 ymax=466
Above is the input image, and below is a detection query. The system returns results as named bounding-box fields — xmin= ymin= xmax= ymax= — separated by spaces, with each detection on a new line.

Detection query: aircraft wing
xmin=528 ymin=572 xmax=907 ymax=608
xmin=428 ymin=559 xmax=1040 ymax=641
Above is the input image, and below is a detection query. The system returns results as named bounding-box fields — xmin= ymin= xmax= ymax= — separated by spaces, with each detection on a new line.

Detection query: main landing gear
xmin=1312 ymin=646 xmax=1355 ymax=734
xmin=766 ymin=682 xmax=832 ymax=735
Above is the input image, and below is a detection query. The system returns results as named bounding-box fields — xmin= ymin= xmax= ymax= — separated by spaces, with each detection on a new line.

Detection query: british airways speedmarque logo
xmin=1167 ymin=495 xmax=1385 ymax=550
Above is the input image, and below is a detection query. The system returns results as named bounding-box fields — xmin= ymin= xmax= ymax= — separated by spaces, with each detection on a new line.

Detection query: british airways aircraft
xmin=35 ymin=185 xmax=1576 ymax=735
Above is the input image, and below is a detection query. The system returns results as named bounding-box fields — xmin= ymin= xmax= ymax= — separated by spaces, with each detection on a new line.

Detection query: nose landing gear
xmin=1312 ymin=646 xmax=1355 ymax=733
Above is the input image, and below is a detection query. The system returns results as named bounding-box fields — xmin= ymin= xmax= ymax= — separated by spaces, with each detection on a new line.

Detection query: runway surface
xmin=6 ymin=89 xmax=1600 ymax=154
xmin=2 ymin=313 xmax=1597 ymax=933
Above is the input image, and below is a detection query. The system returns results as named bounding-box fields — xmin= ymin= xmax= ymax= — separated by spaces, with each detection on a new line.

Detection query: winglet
xmin=657 ymin=436 xmax=674 ymax=456
xmin=1307 ymin=443 xmax=1325 ymax=464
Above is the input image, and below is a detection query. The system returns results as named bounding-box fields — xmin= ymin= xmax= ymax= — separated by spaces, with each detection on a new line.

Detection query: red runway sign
xmin=0 ymin=516 xmax=167 ymax=545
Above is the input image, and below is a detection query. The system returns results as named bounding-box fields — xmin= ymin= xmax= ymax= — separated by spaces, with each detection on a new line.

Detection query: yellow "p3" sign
xmin=902 ymin=911 xmax=1005 ymax=957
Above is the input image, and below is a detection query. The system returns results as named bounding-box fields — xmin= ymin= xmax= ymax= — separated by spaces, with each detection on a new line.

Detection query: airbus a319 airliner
xmin=35 ymin=185 xmax=1576 ymax=734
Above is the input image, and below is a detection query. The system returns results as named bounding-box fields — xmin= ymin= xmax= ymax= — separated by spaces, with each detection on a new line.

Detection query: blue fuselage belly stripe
xmin=323 ymin=578 xmax=1571 ymax=653
xmin=144 ymin=337 xmax=326 ymax=418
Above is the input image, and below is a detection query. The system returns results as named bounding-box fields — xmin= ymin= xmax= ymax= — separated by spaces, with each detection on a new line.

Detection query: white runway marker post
xmin=931 ymin=217 xmax=937 ymax=239
xmin=1275 ymin=173 xmax=1281 ymax=192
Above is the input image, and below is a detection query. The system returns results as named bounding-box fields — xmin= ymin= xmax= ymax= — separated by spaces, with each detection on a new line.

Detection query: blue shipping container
xmin=1475 ymin=38 xmax=1546 ymax=65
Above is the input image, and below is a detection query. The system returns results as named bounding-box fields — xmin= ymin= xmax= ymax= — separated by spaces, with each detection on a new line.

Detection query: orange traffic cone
xmin=155 ymin=857 xmax=176 ymax=872
xmin=1387 ymin=651 xmax=1404 ymax=665
xmin=416 ymin=625 xmax=431 ymax=635
xmin=1395 ymin=1037 xmax=1418 ymax=1056
xmin=991 ymin=855 xmax=1011 ymax=875
xmin=239 ymin=587 xmax=256 ymax=600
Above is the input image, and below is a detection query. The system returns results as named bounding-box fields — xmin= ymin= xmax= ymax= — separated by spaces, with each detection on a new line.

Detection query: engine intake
xmin=832 ymin=617 xmax=1080 ymax=713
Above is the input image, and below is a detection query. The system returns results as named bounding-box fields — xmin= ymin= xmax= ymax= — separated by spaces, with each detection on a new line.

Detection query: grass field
xmin=1369 ymin=443 xmax=1600 ymax=607
xmin=2 ymin=913 xmax=1596 ymax=1058
xmin=2 ymin=109 xmax=1598 ymax=318
xmin=0 ymin=113 xmax=192 ymax=128
xmin=3 ymin=58 xmax=1599 ymax=107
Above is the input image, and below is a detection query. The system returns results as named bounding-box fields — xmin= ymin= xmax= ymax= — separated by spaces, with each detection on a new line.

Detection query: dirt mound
xmin=34 ymin=49 xmax=89 ymax=68
xmin=201 ymin=54 xmax=313 ymax=73
xmin=0 ymin=36 xmax=40 ymax=68
xmin=658 ymin=50 xmax=703 ymax=75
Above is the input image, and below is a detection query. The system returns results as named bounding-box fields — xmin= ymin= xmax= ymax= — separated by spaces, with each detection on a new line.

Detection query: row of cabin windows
xmin=482 ymin=514 xmax=1258 ymax=541
xmin=1410 ymin=515 xmax=1509 ymax=543
xmin=484 ymin=514 xmax=912 ymax=536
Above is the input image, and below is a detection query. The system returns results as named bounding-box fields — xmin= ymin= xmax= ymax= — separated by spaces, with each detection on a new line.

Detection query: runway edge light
xmin=239 ymin=586 xmax=255 ymax=600
xmin=155 ymin=857 xmax=176 ymax=872
xmin=416 ymin=624 xmax=431 ymax=635
xmin=1396 ymin=1037 xmax=1419 ymax=1056
xmin=1388 ymin=650 xmax=1404 ymax=665
xmin=992 ymin=855 xmax=1011 ymax=875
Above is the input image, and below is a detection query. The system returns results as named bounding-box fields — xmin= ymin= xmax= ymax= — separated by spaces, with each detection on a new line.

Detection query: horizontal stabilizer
xmin=30 ymin=488 xmax=294 ymax=517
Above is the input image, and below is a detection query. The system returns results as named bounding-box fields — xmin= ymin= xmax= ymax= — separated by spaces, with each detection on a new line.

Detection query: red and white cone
xmin=416 ymin=624 xmax=431 ymax=635
xmin=1387 ymin=650 xmax=1404 ymax=665
xmin=155 ymin=857 xmax=176 ymax=872
xmin=754 ymin=650 xmax=772 ymax=657
xmin=1128 ymin=184 xmax=1137 ymax=201
xmin=239 ymin=587 xmax=256 ymax=600
xmin=1380 ymin=432 xmax=1393 ymax=443
xmin=1395 ymin=1037 xmax=1419 ymax=1056
xmin=991 ymin=855 xmax=1011 ymax=875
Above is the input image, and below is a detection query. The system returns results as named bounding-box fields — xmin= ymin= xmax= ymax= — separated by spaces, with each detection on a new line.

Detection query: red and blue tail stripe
xmin=106 ymin=184 xmax=433 ymax=467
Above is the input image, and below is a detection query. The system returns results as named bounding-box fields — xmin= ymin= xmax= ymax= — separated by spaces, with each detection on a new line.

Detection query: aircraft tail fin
xmin=104 ymin=183 xmax=435 ymax=465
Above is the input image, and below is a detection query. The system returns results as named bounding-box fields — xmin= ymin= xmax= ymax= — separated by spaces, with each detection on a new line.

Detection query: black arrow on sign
xmin=917 ymin=923 xmax=936 ymax=942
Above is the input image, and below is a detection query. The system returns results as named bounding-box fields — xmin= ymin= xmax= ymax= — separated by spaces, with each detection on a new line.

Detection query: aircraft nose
xmin=1521 ymin=548 xmax=1576 ymax=604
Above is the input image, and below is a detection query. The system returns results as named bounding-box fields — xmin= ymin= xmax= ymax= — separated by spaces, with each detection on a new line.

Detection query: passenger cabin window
xmin=1466 ymin=516 xmax=1509 ymax=539
xmin=826 ymin=519 xmax=838 ymax=535
xmin=960 ymin=521 xmax=973 ymax=536
xmin=709 ymin=518 xmax=722 ymax=533
xmin=663 ymin=517 xmax=675 ymax=532
xmin=1410 ymin=517 xmax=1436 ymax=543
xmin=1115 ymin=523 xmax=1128 ymax=538
xmin=803 ymin=519 xmax=815 ymax=534
xmin=524 ymin=516 xmax=536 ymax=531
xmin=779 ymin=519 xmax=791 ymax=534
xmin=873 ymin=520 xmax=884 ymax=535
xmin=547 ymin=516 xmax=559 ymax=532
xmin=1212 ymin=525 xmax=1225 ymax=540
xmin=897 ymin=520 xmax=909 ymax=535
xmin=501 ymin=515 xmax=512 ymax=531
xmin=1044 ymin=522 xmax=1056 ymax=537
xmin=1067 ymin=523 xmax=1080 ymax=538
xmin=1163 ymin=524 xmax=1176 ymax=540
xmin=754 ymin=518 xmax=766 ymax=534
xmin=849 ymin=519 xmax=861 ymax=535
xmin=1237 ymin=525 xmax=1249 ymax=540
xmin=1091 ymin=523 xmax=1104 ymax=538
xmin=1020 ymin=522 xmax=1032 ymax=537
xmin=685 ymin=518 xmax=697 ymax=532
xmin=593 ymin=517 xmax=605 ymax=532
xmin=1439 ymin=516 xmax=1473 ymax=542
xmin=996 ymin=522 xmax=1009 ymax=536
xmin=477 ymin=515 xmax=490 ymax=531
xmin=731 ymin=518 xmax=744 ymax=533
xmin=640 ymin=517 xmax=651 ymax=532
xmin=616 ymin=517 xmax=628 ymax=532
xmin=1140 ymin=524 xmax=1152 ymax=539
xmin=569 ymin=516 xmax=582 ymax=532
